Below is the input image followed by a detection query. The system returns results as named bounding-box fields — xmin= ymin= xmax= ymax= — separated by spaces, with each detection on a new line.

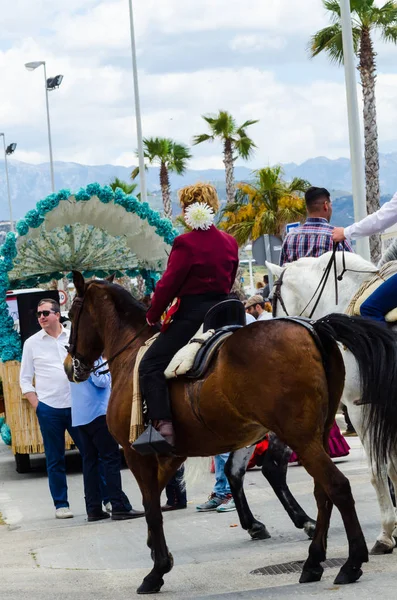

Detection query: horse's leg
xmin=225 ymin=448 xmax=271 ymax=540
xmin=261 ymin=432 xmax=316 ymax=539
xmin=299 ymin=480 xmax=333 ymax=583
xmin=344 ymin=400 xmax=396 ymax=554
xmin=122 ymin=446 xmax=181 ymax=594
xmin=299 ymin=441 xmax=368 ymax=585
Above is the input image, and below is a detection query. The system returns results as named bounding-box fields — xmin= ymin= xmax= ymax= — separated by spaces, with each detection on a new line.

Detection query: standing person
xmin=261 ymin=275 xmax=270 ymax=299
xmin=280 ymin=186 xmax=354 ymax=265
xmin=136 ymin=183 xmax=239 ymax=453
xmin=279 ymin=186 xmax=352 ymax=458
xmin=20 ymin=298 xmax=80 ymax=519
xmin=333 ymin=190 xmax=397 ymax=322
xmin=196 ymin=454 xmax=236 ymax=513
xmin=245 ymin=295 xmax=273 ymax=321
xmin=71 ymin=360 xmax=144 ymax=522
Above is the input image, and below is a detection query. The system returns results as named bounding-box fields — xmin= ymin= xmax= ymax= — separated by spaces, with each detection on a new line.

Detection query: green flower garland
xmin=0 ymin=183 xmax=179 ymax=364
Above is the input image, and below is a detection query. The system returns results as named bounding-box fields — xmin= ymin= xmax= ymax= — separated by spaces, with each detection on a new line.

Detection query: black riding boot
xmin=131 ymin=372 xmax=175 ymax=456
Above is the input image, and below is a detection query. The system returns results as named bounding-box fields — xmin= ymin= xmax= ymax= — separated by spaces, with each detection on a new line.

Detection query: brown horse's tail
xmin=313 ymin=313 xmax=397 ymax=474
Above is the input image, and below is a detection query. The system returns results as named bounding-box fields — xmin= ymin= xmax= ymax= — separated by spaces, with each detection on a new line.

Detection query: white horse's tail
xmin=183 ymin=456 xmax=212 ymax=490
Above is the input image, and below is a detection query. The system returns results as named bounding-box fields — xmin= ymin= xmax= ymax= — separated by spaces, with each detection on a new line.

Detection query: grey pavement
xmin=1 ymin=422 xmax=397 ymax=599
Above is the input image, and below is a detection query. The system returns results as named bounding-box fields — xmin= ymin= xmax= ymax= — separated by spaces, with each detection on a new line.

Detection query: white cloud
xmin=1 ymin=0 xmax=397 ymax=175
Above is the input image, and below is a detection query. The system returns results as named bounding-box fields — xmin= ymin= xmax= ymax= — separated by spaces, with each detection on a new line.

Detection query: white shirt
xmin=20 ymin=326 xmax=72 ymax=409
xmin=258 ymin=311 xmax=273 ymax=321
xmin=345 ymin=191 xmax=397 ymax=239
xmin=245 ymin=313 xmax=256 ymax=325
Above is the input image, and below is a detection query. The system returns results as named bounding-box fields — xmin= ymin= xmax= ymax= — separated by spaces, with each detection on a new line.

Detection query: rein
xmin=67 ymin=285 xmax=149 ymax=379
xmin=272 ymin=243 xmax=371 ymax=319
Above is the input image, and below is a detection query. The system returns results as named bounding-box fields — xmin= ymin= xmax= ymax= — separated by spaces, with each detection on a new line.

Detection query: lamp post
xmin=0 ymin=133 xmax=16 ymax=232
xmin=127 ymin=1 xmax=147 ymax=204
xmin=340 ymin=0 xmax=370 ymax=260
xmin=25 ymin=61 xmax=63 ymax=194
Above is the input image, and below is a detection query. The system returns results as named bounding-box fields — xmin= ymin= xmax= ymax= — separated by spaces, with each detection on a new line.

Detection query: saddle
xmin=165 ymin=299 xmax=246 ymax=380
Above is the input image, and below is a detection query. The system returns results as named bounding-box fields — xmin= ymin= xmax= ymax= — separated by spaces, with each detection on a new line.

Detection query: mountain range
xmin=1 ymin=153 xmax=397 ymax=226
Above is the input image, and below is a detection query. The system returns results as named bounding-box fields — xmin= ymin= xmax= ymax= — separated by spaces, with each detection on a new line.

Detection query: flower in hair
xmin=184 ymin=202 xmax=215 ymax=230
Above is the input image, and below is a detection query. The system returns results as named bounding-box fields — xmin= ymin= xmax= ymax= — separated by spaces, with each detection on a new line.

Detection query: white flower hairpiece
xmin=184 ymin=202 xmax=215 ymax=230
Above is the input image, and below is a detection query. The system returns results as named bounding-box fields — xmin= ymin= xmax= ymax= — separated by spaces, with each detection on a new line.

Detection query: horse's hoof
xmin=303 ymin=519 xmax=316 ymax=540
xmin=137 ymin=576 xmax=164 ymax=594
xmin=334 ymin=565 xmax=363 ymax=585
xmin=299 ymin=565 xmax=324 ymax=583
xmin=370 ymin=541 xmax=394 ymax=555
xmin=248 ymin=522 xmax=271 ymax=540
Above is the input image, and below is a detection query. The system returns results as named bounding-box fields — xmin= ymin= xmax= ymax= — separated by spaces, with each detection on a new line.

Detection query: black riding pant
xmin=139 ymin=293 xmax=227 ymax=421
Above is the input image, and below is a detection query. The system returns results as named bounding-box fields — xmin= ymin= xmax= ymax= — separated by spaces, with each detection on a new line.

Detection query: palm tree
xmin=219 ymin=166 xmax=309 ymax=246
xmin=109 ymin=177 xmax=138 ymax=195
xmin=131 ymin=138 xmax=192 ymax=220
xmin=310 ymin=0 xmax=397 ymax=262
xmin=193 ymin=110 xmax=258 ymax=204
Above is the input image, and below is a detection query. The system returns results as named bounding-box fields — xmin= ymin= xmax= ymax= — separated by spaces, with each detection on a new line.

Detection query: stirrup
xmin=131 ymin=423 xmax=174 ymax=456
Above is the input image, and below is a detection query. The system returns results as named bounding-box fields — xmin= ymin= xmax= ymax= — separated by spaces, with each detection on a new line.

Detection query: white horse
xmin=267 ymin=249 xmax=397 ymax=555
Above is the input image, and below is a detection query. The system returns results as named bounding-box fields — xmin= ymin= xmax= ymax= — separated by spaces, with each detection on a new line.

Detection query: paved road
xmin=1 ymin=427 xmax=396 ymax=599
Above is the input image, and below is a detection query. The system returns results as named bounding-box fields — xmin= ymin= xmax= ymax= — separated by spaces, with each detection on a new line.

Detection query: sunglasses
xmin=36 ymin=310 xmax=57 ymax=318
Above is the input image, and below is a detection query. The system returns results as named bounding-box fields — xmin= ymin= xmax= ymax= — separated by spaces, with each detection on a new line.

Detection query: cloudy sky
xmin=1 ymin=0 xmax=397 ymax=170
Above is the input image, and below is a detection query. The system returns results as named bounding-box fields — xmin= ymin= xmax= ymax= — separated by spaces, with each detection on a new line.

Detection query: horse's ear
xmin=266 ymin=261 xmax=284 ymax=278
xmin=106 ymin=273 xmax=116 ymax=284
xmin=72 ymin=271 xmax=85 ymax=296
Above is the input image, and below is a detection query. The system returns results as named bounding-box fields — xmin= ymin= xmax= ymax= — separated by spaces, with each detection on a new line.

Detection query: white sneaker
xmin=104 ymin=502 xmax=112 ymax=514
xmin=216 ymin=496 xmax=236 ymax=513
xmin=55 ymin=507 xmax=74 ymax=519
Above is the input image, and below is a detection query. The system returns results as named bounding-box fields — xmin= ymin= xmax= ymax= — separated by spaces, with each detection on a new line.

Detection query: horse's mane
xmin=290 ymin=250 xmax=378 ymax=274
xmin=89 ymin=280 xmax=147 ymax=325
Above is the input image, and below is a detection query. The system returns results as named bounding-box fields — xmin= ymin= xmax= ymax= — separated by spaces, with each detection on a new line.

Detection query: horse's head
xmin=64 ymin=271 xmax=113 ymax=383
xmin=267 ymin=252 xmax=377 ymax=318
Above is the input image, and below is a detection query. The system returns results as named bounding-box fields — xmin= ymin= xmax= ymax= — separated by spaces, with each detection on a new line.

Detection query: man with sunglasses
xmin=20 ymin=298 xmax=80 ymax=519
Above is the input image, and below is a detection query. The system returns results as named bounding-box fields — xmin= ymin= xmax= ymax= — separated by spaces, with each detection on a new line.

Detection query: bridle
xmin=67 ymin=285 xmax=148 ymax=382
xmin=272 ymin=243 xmax=367 ymax=319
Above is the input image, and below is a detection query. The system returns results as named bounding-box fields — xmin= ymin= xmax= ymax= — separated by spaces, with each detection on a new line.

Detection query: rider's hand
xmin=332 ymin=227 xmax=346 ymax=243
xmin=146 ymin=317 xmax=155 ymax=327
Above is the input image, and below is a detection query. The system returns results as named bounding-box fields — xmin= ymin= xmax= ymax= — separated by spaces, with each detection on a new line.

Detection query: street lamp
xmin=127 ymin=1 xmax=148 ymax=204
xmin=0 ymin=133 xmax=16 ymax=232
xmin=25 ymin=61 xmax=64 ymax=193
xmin=340 ymin=0 xmax=370 ymax=260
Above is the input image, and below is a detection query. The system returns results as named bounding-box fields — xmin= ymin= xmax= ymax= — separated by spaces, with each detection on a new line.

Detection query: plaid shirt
xmin=280 ymin=218 xmax=354 ymax=265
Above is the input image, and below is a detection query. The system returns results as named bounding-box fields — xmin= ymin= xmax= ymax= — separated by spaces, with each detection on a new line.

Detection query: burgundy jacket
xmin=147 ymin=226 xmax=239 ymax=323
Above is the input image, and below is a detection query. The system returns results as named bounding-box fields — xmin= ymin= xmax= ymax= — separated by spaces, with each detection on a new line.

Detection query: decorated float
xmin=0 ymin=183 xmax=177 ymax=472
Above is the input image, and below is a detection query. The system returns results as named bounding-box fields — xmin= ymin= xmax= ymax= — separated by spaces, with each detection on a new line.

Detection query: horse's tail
xmin=312 ymin=313 xmax=397 ymax=472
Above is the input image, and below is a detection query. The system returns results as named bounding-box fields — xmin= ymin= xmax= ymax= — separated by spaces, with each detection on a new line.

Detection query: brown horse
xmin=64 ymin=272 xmax=397 ymax=594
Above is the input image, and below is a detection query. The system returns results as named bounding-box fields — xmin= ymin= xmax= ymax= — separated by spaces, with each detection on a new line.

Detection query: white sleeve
xmin=19 ymin=340 xmax=36 ymax=395
xmin=344 ymin=192 xmax=397 ymax=239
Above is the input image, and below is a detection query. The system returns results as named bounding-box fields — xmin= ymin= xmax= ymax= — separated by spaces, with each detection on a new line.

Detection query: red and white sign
xmin=59 ymin=290 xmax=68 ymax=306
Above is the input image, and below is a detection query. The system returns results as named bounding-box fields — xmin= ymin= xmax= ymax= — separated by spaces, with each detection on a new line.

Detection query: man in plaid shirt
xmin=280 ymin=187 xmax=353 ymax=265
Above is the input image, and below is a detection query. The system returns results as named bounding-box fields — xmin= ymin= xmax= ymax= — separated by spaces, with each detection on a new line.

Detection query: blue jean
xmin=360 ymin=273 xmax=397 ymax=322
xmin=213 ymin=453 xmax=231 ymax=498
xmin=77 ymin=415 xmax=132 ymax=515
xmin=36 ymin=402 xmax=82 ymax=509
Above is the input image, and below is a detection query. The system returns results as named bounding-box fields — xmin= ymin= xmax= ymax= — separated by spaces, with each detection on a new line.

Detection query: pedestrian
xmin=71 ymin=359 xmax=144 ymax=522
xmin=245 ymin=295 xmax=273 ymax=321
xmin=196 ymin=454 xmax=236 ymax=513
xmin=20 ymin=298 xmax=81 ymax=519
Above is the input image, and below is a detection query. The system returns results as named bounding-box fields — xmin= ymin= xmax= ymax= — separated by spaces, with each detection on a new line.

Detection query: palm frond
xmin=323 ymin=0 xmax=341 ymax=21
xmin=109 ymin=177 xmax=138 ymax=195
xmin=381 ymin=23 xmax=397 ymax=42
xmin=309 ymin=24 xmax=344 ymax=62
xmin=234 ymin=135 xmax=257 ymax=160
xmin=192 ymin=133 xmax=214 ymax=146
